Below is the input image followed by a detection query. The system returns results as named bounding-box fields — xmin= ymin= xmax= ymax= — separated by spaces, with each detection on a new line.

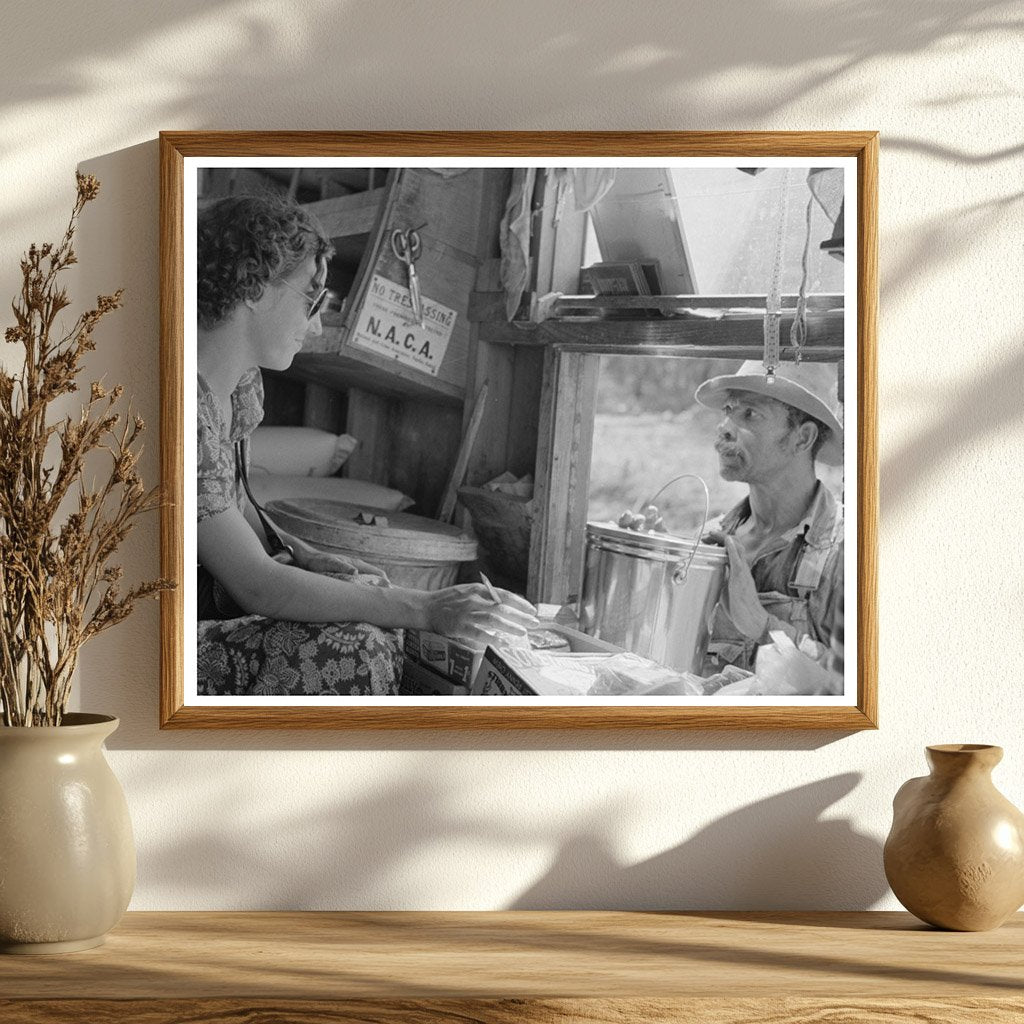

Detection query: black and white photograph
xmin=161 ymin=136 xmax=876 ymax=728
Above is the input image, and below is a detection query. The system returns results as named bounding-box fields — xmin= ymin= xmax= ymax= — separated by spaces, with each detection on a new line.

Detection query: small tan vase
xmin=884 ymin=744 xmax=1024 ymax=931
xmin=0 ymin=713 xmax=135 ymax=953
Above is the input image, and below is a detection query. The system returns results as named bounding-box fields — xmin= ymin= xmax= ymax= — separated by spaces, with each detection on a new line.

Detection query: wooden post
xmin=528 ymin=347 xmax=599 ymax=604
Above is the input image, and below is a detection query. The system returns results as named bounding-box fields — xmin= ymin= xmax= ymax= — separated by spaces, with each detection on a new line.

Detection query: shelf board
xmin=471 ymin=291 xmax=845 ymax=359
xmin=470 ymin=291 xmax=843 ymax=322
xmin=285 ymin=350 xmax=463 ymax=405
xmin=478 ymin=313 xmax=844 ymax=360
xmin=1 ymin=910 xmax=1020 ymax=1019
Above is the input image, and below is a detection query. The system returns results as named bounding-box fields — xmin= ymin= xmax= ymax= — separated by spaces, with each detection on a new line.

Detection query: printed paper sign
xmin=348 ymin=274 xmax=457 ymax=377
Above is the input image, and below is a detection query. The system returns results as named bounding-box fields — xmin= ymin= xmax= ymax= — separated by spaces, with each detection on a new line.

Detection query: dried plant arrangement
xmin=0 ymin=173 xmax=173 ymax=726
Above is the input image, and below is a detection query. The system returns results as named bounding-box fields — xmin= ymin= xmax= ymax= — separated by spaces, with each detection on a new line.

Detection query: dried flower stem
xmin=0 ymin=173 xmax=174 ymax=726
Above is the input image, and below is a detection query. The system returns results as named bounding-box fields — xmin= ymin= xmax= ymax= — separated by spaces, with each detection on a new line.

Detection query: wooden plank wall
xmin=465 ymin=169 xmax=586 ymax=491
xmin=465 ymin=170 xmax=544 ymax=489
xmin=465 ymin=259 xmax=545 ymax=487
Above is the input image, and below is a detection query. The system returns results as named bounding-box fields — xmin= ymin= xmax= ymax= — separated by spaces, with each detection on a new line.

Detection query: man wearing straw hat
xmin=694 ymin=360 xmax=845 ymax=677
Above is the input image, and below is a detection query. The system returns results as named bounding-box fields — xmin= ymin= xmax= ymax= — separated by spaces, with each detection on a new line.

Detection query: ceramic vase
xmin=0 ymin=713 xmax=135 ymax=953
xmin=884 ymin=744 xmax=1024 ymax=931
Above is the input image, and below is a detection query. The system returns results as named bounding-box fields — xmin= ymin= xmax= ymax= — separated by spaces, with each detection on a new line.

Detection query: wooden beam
xmin=478 ymin=313 xmax=844 ymax=358
xmin=552 ymin=292 xmax=844 ymax=314
xmin=469 ymin=292 xmax=843 ymax=323
xmin=302 ymin=187 xmax=387 ymax=238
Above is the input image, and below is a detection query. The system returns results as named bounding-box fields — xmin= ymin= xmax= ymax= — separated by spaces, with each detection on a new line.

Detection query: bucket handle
xmin=638 ymin=474 xmax=711 ymax=586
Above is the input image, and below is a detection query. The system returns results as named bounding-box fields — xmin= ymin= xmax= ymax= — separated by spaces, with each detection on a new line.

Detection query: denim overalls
xmin=703 ymin=484 xmax=844 ymax=673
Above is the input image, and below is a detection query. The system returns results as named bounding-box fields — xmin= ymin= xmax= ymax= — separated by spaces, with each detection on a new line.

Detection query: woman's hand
xmin=288 ymin=536 xmax=389 ymax=580
xmin=425 ymin=584 xmax=539 ymax=646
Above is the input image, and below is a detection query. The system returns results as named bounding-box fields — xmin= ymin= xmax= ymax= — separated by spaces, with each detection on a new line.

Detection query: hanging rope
xmin=762 ymin=168 xmax=793 ymax=382
xmin=789 ymin=188 xmax=815 ymax=363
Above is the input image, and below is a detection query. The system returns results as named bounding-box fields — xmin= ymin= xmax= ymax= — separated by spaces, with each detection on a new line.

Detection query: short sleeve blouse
xmin=197 ymin=368 xmax=265 ymax=523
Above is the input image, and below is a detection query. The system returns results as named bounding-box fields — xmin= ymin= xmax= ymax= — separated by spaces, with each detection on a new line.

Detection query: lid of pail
xmin=267 ymin=499 xmax=478 ymax=562
xmin=585 ymin=521 xmax=728 ymax=566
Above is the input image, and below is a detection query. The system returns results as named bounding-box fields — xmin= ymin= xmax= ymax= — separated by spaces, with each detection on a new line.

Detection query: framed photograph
xmin=159 ymin=131 xmax=877 ymax=730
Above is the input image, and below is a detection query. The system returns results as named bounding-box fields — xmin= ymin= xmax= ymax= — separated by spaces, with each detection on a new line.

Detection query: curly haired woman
xmin=196 ymin=194 xmax=536 ymax=696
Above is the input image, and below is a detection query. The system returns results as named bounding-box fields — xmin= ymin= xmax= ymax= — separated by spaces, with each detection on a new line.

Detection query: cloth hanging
xmin=571 ymin=168 xmax=616 ymax=212
xmin=806 ymin=168 xmax=844 ymax=228
xmin=499 ymin=167 xmax=536 ymax=321
xmin=498 ymin=168 xmax=617 ymax=320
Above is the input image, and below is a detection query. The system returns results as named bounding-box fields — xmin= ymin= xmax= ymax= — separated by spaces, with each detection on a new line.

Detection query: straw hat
xmin=695 ymin=360 xmax=844 ymax=466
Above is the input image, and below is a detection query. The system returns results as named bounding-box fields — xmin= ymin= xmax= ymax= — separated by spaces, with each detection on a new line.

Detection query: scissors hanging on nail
xmin=390 ymin=226 xmax=424 ymax=327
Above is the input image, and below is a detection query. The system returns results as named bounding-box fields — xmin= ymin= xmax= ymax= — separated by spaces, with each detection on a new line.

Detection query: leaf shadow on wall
xmin=880 ymin=191 xmax=1023 ymax=319
xmin=130 ymin=762 xmax=886 ymax=911
xmin=4 ymin=0 xmax=1015 ymax=124
xmin=123 ymin=761 xmax=1023 ymax=993
xmin=882 ymin=138 xmax=1024 ymax=166
xmin=1 ymin=1 xmax=1020 ymax=240
xmin=882 ymin=337 xmax=1024 ymax=510
xmin=510 ymin=773 xmax=887 ymax=910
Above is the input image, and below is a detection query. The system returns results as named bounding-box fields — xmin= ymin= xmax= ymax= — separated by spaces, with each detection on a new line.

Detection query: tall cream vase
xmin=0 ymin=714 xmax=135 ymax=953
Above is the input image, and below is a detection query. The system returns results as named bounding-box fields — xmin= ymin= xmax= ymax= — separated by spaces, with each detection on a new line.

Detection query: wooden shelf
xmin=472 ymin=292 xmax=845 ymax=360
xmin=285 ymin=350 xmax=463 ymax=405
xmin=287 ymin=311 xmax=464 ymax=404
xmin=1 ymin=911 xmax=1020 ymax=1022
xmin=479 ymin=316 xmax=843 ymax=359
xmin=469 ymin=291 xmax=844 ymax=321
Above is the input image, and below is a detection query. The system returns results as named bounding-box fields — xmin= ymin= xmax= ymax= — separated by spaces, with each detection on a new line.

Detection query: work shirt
xmin=704 ymin=481 xmax=844 ymax=672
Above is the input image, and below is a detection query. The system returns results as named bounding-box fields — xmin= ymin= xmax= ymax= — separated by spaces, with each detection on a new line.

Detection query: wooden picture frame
xmin=159 ymin=131 xmax=877 ymax=730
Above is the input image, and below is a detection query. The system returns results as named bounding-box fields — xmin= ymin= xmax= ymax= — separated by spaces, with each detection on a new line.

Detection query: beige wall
xmin=1 ymin=1 xmax=1021 ymax=909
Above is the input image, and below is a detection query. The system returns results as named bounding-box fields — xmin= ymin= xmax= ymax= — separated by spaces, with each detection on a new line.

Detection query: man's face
xmin=714 ymin=391 xmax=803 ymax=484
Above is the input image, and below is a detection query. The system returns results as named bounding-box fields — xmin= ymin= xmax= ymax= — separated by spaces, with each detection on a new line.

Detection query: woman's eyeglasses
xmin=279 ymin=279 xmax=329 ymax=320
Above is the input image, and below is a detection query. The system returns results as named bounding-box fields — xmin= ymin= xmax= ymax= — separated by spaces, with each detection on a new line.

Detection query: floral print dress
xmin=196 ymin=370 xmax=402 ymax=697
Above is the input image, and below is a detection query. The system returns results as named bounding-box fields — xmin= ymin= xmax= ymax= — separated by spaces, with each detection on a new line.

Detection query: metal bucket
xmin=578 ymin=476 xmax=728 ymax=674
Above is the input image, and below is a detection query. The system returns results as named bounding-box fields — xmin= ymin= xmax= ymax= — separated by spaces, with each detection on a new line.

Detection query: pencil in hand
xmin=480 ymin=573 xmax=503 ymax=606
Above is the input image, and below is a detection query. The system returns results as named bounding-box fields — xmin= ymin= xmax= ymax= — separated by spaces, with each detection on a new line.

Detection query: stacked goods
xmin=401 ymin=625 xmax=577 ymax=697
xmin=399 ymin=656 xmax=470 ymax=697
xmin=403 ymin=631 xmax=490 ymax=690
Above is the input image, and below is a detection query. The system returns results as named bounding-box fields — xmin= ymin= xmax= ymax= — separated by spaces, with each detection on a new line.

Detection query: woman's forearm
xmin=229 ymin=561 xmax=538 ymax=643
xmin=240 ymin=561 xmax=431 ymax=628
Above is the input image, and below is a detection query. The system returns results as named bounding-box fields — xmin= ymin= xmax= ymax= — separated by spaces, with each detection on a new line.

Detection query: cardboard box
xmin=538 ymin=622 xmax=622 ymax=655
xmin=407 ymin=622 xmax=625 ymax=695
xmin=400 ymin=657 xmax=470 ymax=697
xmin=470 ymin=623 xmax=624 ymax=697
xmin=403 ymin=630 xmax=486 ymax=687
xmin=471 ymin=647 xmax=617 ymax=697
